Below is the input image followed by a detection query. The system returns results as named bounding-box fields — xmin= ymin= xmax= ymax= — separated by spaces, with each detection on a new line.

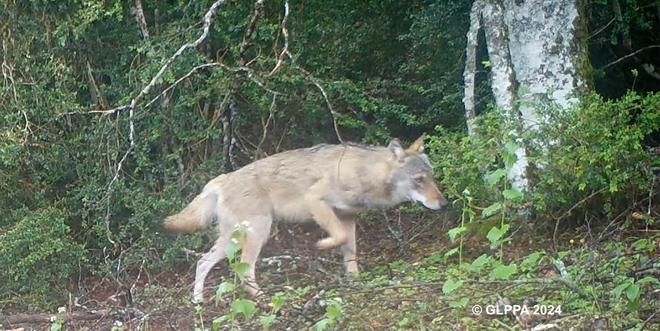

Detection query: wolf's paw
xmin=344 ymin=262 xmax=359 ymax=274
xmin=315 ymin=236 xmax=346 ymax=250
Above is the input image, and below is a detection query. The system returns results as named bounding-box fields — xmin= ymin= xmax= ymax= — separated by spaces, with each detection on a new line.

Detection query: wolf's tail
xmin=163 ymin=191 xmax=219 ymax=234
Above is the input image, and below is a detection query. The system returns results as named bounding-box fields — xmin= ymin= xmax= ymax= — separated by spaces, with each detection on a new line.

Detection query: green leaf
xmin=270 ymin=293 xmax=285 ymax=313
xmin=230 ymin=262 xmax=250 ymax=280
xmin=230 ymin=299 xmax=257 ymax=320
xmin=482 ymin=202 xmax=503 ymax=218
xmin=486 ymin=169 xmax=507 ymax=187
xmin=442 ymin=278 xmax=463 ymax=295
xmin=447 ymin=226 xmax=467 ymax=242
xmin=502 ymin=141 xmax=520 ymax=168
xmin=314 ymin=319 xmax=330 ymax=331
xmin=470 ymin=254 xmax=492 ymax=272
xmin=324 ymin=298 xmax=343 ymax=320
xmin=212 ymin=315 xmax=231 ymax=330
xmin=444 ymin=247 xmax=459 ymax=258
xmin=625 ymin=284 xmax=640 ymax=303
xmin=486 ymin=224 xmax=509 ymax=248
xmin=520 ymin=252 xmax=543 ymax=271
xmin=489 ymin=263 xmax=517 ymax=280
xmin=225 ymin=240 xmax=240 ymax=261
xmin=449 ymin=297 xmax=469 ymax=308
xmin=502 ymin=189 xmax=524 ymax=203
xmin=215 ymin=281 xmax=236 ymax=305
xmin=609 ymin=181 xmax=618 ymax=192
xmin=612 ymin=282 xmax=629 ymax=299
xmin=637 ymin=276 xmax=660 ymax=286
xmin=260 ymin=314 xmax=276 ymax=330
xmin=631 ymin=239 xmax=654 ymax=252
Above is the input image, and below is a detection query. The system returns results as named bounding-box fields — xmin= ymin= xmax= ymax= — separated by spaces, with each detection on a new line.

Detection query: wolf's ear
xmin=388 ymin=138 xmax=405 ymax=159
xmin=407 ymin=136 xmax=425 ymax=154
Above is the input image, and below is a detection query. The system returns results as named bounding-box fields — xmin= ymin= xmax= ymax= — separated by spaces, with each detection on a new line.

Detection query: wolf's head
xmin=388 ymin=137 xmax=448 ymax=210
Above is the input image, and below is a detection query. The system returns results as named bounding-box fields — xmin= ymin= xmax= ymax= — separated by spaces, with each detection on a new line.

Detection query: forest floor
xmin=2 ymin=210 xmax=658 ymax=331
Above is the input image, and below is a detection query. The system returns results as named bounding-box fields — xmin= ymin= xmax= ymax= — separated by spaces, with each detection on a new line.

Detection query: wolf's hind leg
xmin=240 ymin=216 xmax=272 ymax=297
xmin=340 ymin=218 xmax=358 ymax=274
xmin=194 ymin=233 xmax=231 ymax=303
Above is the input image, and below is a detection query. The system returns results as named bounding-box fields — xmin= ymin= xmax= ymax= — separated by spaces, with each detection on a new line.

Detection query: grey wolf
xmin=164 ymin=137 xmax=447 ymax=302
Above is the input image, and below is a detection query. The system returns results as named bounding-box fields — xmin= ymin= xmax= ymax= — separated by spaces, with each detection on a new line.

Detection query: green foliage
xmin=0 ymin=208 xmax=86 ymax=309
xmin=530 ymin=92 xmax=658 ymax=216
xmin=0 ymin=0 xmax=472 ymax=310
xmin=314 ymin=297 xmax=344 ymax=331
xmin=430 ymin=92 xmax=658 ymax=225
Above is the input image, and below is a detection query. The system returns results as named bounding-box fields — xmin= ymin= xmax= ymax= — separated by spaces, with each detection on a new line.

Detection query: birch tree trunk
xmin=463 ymin=0 xmax=482 ymax=137
xmin=481 ymin=0 xmax=530 ymax=192
xmin=503 ymin=0 xmax=591 ymax=122
xmin=462 ymin=0 xmax=592 ymax=192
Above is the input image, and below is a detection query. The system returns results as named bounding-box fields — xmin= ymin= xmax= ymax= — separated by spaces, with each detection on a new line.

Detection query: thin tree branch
xmin=222 ymin=0 xmax=265 ymax=171
xmin=588 ymin=17 xmax=615 ymax=40
xmin=100 ymin=0 xmax=227 ymax=246
xmin=268 ymin=0 xmax=290 ymax=76
xmin=265 ymin=1 xmax=343 ymax=143
xmin=86 ymin=60 xmax=109 ymax=109
xmin=599 ymin=45 xmax=660 ymax=70
xmin=255 ymin=94 xmax=277 ymax=158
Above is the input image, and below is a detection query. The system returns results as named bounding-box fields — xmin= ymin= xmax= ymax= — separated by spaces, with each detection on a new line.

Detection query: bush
xmin=530 ymin=92 xmax=658 ymax=217
xmin=428 ymin=92 xmax=659 ymax=223
xmin=0 ymin=207 xmax=86 ymax=310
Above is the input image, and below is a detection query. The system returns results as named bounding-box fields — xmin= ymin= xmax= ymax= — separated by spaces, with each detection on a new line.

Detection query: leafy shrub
xmin=530 ymin=92 xmax=658 ymax=217
xmin=0 ymin=207 xmax=86 ymax=310
xmin=428 ymin=92 xmax=658 ymax=223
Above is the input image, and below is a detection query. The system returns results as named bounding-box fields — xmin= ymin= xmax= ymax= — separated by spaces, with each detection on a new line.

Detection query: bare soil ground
xmin=1 ymin=210 xmax=657 ymax=331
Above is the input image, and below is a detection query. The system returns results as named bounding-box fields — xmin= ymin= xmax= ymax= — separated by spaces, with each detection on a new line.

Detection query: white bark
xmin=463 ymin=0 xmax=482 ymax=137
xmin=504 ymin=0 xmax=589 ymax=119
xmin=481 ymin=0 xmax=530 ymax=192
xmin=503 ymin=0 xmax=590 ymax=191
xmin=461 ymin=0 xmax=590 ymax=194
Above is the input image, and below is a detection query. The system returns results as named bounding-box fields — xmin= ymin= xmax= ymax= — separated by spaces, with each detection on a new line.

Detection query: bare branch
xmin=269 ymin=0 xmax=290 ymax=76
xmin=106 ymin=0 xmax=226 ymax=182
xmin=0 ymin=308 xmax=143 ymax=325
xmin=286 ymin=57 xmax=344 ymax=143
xmin=255 ymin=94 xmax=277 ymax=158
xmin=221 ymin=0 xmax=265 ymax=171
xmin=125 ymin=0 xmax=227 ymax=113
xmin=100 ymin=0 xmax=227 ymax=246
xmin=142 ymin=62 xmax=221 ymax=110
xmin=600 ymin=45 xmax=660 ymax=70
xmin=86 ymin=60 xmax=109 ymax=109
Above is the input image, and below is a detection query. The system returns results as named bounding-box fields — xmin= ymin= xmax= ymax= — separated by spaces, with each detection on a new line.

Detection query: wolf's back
xmin=163 ymin=190 xmax=219 ymax=234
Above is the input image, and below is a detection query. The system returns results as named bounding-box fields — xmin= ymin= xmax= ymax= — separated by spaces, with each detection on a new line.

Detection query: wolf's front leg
xmin=340 ymin=218 xmax=358 ymax=274
xmin=305 ymin=196 xmax=348 ymax=250
xmin=239 ymin=215 xmax=271 ymax=298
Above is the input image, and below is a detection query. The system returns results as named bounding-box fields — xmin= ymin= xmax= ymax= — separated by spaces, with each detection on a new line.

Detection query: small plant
xmin=210 ymin=229 xmax=258 ymax=330
xmin=49 ymin=307 xmax=66 ymax=331
xmin=314 ymin=297 xmax=344 ymax=331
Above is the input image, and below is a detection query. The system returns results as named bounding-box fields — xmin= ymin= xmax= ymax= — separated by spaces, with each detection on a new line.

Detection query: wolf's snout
xmin=423 ymin=197 xmax=448 ymax=210
xmin=416 ymin=183 xmax=448 ymax=210
xmin=437 ymin=198 xmax=449 ymax=209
